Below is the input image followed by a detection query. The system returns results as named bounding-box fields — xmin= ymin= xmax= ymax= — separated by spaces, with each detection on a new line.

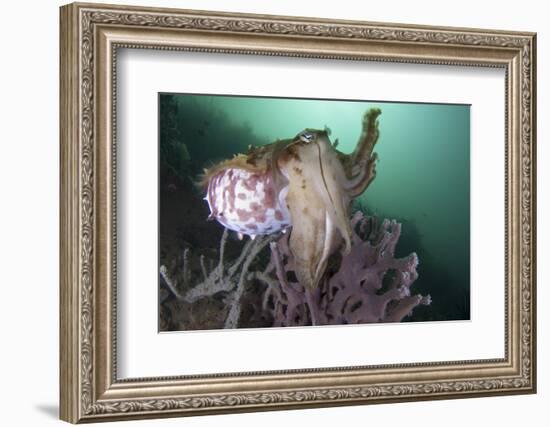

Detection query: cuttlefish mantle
xmin=201 ymin=108 xmax=382 ymax=289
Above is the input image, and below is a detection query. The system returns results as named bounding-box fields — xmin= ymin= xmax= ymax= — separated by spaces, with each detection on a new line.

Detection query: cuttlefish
xmin=200 ymin=108 xmax=381 ymax=289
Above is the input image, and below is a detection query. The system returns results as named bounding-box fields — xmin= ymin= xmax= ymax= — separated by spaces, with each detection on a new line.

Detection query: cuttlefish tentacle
xmin=342 ymin=108 xmax=381 ymax=197
xmin=285 ymin=188 xmax=327 ymax=289
xmin=344 ymin=152 xmax=378 ymax=197
xmin=202 ymin=108 xmax=382 ymax=289
xmin=295 ymin=137 xmax=352 ymax=251
xmin=351 ymin=108 xmax=381 ymax=170
xmin=279 ymin=135 xmax=353 ymax=288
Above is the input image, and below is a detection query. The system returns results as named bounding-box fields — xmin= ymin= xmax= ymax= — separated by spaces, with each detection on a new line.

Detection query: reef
xmin=160 ymin=211 xmax=430 ymax=329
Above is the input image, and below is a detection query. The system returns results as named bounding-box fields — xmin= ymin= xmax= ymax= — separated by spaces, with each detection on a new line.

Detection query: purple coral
xmin=259 ymin=211 xmax=431 ymax=326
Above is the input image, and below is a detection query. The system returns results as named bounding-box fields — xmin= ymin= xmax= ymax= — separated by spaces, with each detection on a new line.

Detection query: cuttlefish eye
xmin=298 ymin=131 xmax=315 ymax=143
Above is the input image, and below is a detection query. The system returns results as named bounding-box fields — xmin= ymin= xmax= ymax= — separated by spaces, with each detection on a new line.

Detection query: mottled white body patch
xmin=206 ymin=168 xmax=291 ymax=237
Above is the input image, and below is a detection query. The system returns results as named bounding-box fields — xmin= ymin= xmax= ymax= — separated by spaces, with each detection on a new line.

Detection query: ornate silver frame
xmin=60 ymin=2 xmax=537 ymax=423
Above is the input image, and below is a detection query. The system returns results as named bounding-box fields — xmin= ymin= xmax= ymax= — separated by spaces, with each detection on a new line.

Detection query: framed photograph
xmin=59 ymin=2 xmax=537 ymax=423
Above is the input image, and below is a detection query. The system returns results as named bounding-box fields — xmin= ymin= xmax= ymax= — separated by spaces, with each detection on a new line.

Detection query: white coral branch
xmin=160 ymin=228 xmax=278 ymax=329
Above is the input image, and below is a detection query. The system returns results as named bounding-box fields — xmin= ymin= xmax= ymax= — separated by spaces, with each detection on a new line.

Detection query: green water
xmin=160 ymin=93 xmax=470 ymax=321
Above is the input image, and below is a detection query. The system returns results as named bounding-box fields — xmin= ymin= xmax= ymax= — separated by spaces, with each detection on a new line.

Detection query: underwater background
xmin=159 ymin=93 xmax=470 ymax=330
